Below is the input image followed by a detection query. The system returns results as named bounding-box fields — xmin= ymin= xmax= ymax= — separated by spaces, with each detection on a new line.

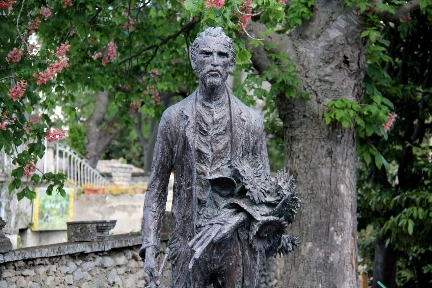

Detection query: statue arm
xmin=140 ymin=111 xmax=174 ymax=258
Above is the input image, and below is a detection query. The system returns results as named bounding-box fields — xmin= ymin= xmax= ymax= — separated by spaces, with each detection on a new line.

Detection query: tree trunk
xmin=372 ymin=235 xmax=398 ymax=288
xmin=131 ymin=111 xmax=159 ymax=174
xmin=245 ymin=3 xmax=367 ymax=287
xmin=85 ymin=91 xmax=124 ymax=168
xmin=144 ymin=120 xmax=158 ymax=173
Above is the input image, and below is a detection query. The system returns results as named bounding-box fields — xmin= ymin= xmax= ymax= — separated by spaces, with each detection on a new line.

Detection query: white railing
xmin=54 ymin=143 xmax=111 ymax=187
xmin=0 ymin=141 xmax=111 ymax=188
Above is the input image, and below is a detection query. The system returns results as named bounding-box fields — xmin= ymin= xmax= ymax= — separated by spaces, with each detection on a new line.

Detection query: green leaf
xmin=184 ymin=0 xmax=200 ymax=14
xmin=31 ymin=174 xmax=41 ymax=184
xmin=356 ymin=117 xmax=365 ymax=128
xmin=407 ymin=219 xmax=414 ymax=235
xmin=17 ymin=187 xmax=36 ymax=201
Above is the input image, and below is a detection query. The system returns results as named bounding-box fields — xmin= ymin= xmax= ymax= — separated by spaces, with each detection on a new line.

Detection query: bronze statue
xmin=140 ymin=27 xmax=300 ymax=288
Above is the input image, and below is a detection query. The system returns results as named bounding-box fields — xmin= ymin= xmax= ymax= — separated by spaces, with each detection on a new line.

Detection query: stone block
xmin=45 ymin=276 xmax=54 ymax=286
xmin=0 ymin=219 xmax=12 ymax=253
xmin=73 ymin=268 xmax=84 ymax=281
xmin=35 ymin=265 xmax=46 ymax=275
xmin=1 ymin=270 xmax=13 ymax=278
xmin=100 ymin=256 xmax=114 ymax=268
xmin=65 ymin=274 xmax=73 ymax=285
xmin=67 ymin=220 xmax=116 ymax=242
xmin=80 ymin=261 xmax=95 ymax=272
xmin=113 ymin=254 xmax=127 ymax=266
xmin=116 ymin=266 xmax=126 ymax=275
xmin=67 ymin=261 xmax=77 ymax=273
xmin=28 ymin=281 xmax=40 ymax=288
xmin=21 ymin=269 xmax=35 ymax=277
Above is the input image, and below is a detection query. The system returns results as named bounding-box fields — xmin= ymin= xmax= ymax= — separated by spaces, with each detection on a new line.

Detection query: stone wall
xmin=0 ymin=234 xmax=171 ymax=288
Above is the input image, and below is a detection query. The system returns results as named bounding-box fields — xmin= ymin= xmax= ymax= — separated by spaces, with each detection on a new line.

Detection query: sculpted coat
xmin=140 ymin=88 xmax=270 ymax=287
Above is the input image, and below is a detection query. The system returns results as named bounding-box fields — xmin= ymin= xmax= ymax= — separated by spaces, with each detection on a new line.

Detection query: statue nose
xmin=211 ymin=54 xmax=219 ymax=66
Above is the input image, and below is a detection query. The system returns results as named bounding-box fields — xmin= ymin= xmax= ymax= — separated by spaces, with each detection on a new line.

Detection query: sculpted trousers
xmin=190 ymin=232 xmax=243 ymax=288
xmin=170 ymin=225 xmax=260 ymax=288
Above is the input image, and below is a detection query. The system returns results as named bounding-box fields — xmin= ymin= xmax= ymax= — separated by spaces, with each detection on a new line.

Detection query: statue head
xmin=190 ymin=27 xmax=236 ymax=89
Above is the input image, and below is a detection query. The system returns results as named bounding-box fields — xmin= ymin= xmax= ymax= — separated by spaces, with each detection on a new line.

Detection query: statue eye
xmin=201 ymin=51 xmax=212 ymax=57
xmin=218 ymin=52 xmax=229 ymax=58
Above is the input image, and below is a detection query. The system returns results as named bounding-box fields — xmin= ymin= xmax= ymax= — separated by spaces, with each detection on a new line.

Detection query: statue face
xmin=194 ymin=36 xmax=234 ymax=89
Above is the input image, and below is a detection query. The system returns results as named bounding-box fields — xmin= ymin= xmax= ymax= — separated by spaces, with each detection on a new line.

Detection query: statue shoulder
xmin=161 ymin=92 xmax=195 ymax=122
xmin=230 ymin=94 xmax=264 ymax=123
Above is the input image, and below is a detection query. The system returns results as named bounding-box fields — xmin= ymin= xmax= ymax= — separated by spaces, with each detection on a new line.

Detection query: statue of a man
xmin=140 ymin=27 xmax=299 ymax=288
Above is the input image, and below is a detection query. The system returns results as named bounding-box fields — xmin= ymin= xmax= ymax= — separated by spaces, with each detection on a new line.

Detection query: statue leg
xmin=213 ymin=232 xmax=243 ymax=288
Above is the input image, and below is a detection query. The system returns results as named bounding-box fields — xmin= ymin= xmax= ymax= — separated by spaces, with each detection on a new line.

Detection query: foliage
xmin=101 ymin=124 xmax=143 ymax=169
xmin=353 ymin=7 xmax=432 ymax=286
xmin=1 ymin=0 xmax=289 ymax=201
xmin=67 ymin=123 xmax=87 ymax=156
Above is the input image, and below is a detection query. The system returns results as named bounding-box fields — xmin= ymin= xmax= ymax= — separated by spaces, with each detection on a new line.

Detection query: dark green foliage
xmin=101 ymin=127 xmax=144 ymax=169
xmin=356 ymin=10 xmax=432 ymax=287
xmin=67 ymin=124 xmax=87 ymax=156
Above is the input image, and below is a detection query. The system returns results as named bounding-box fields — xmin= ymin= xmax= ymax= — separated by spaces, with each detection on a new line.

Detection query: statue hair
xmin=190 ymin=27 xmax=236 ymax=70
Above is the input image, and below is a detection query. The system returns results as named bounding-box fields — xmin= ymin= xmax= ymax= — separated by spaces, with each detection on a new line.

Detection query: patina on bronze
xmin=140 ymin=27 xmax=300 ymax=288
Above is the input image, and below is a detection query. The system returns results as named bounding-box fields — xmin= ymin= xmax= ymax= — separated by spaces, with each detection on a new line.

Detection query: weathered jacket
xmin=140 ymin=88 xmax=270 ymax=287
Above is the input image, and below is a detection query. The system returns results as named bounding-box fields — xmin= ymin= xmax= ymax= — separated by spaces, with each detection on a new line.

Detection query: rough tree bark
xmin=244 ymin=2 xmax=367 ymax=286
xmin=85 ymin=91 xmax=124 ymax=168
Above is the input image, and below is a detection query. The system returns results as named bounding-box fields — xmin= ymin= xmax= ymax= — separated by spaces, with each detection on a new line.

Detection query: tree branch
xmin=376 ymin=0 xmax=420 ymax=22
xmin=118 ymin=17 xmax=200 ymax=65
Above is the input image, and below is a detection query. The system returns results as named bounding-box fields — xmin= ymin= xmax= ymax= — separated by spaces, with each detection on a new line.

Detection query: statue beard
xmin=200 ymin=73 xmax=226 ymax=89
xmin=202 ymin=75 xmax=225 ymax=88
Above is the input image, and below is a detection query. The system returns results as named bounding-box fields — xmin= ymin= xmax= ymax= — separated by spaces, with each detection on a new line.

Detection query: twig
xmin=236 ymin=7 xmax=265 ymax=17
xmin=16 ymin=0 xmax=30 ymax=50
xmin=241 ymin=25 xmax=263 ymax=41
xmin=376 ymin=0 xmax=420 ymax=22
xmin=118 ymin=17 xmax=200 ymax=65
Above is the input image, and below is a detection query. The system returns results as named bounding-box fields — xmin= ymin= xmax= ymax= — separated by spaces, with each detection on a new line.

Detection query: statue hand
xmin=143 ymin=248 xmax=161 ymax=288
xmin=212 ymin=212 xmax=248 ymax=242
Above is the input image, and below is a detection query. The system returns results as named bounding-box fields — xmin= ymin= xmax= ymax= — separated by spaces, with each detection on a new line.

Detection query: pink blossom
xmin=63 ymin=0 xmax=73 ymax=8
xmin=46 ymin=129 xmax=67 ymax=142
xmin=9 ymin=81 xmax=27 ymax=101
xmin=122 ymin=12 xmax=136 ymax=31
xmin=6 ymin=47 xmax=23 ymax=63
xmin=107 ymin=41 xmax=117 ymax=61
xmin=55 ymin=42 xmax=70 ymax=58
xmin=0 ymin=0 xmax=16 ymax=9
xmin=101 ymin=56 xmax=109 ymax=66
xmin=145 ymin=86 xmax=160 ymax=104
xmin=93 ymin=52 xmax=103 ymax=60
xmin=237 ymin=0 xmax=253 ymax=28
xmin=150 ymin=69 xmax=159 ymax=78
xmin=28 ymin=45 xmax=37 ymax=56
xmin=205 ymin=0 xmax=225 ymax=8
xmin=129 ymin=100 xmax=142 ymax=112
xmin=280 ymin=0 xmax=286 ymax=3
xmin=383 ymin=112 xmax=397 ymax=131
xmin=33 ymin=58 xmax=69 ymax=85
xmin=28 ymin=18 xmax=41 ymax=35
xmin=69 ymin=28 xmax=75 ymax=36
xmin=24 ymin=162 xmax=36 ymax=177
xmin=0 ymin=116 xmax=10 ymax=130
xmin=28 ymin=115 xmax=42 ymax=126
xmin=40 ymin=6 xmax=52 ymax=19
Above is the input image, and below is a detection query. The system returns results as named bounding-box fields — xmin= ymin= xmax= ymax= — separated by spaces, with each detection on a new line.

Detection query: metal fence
xmin=0 ymin=141 xmax=111 ymax=188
